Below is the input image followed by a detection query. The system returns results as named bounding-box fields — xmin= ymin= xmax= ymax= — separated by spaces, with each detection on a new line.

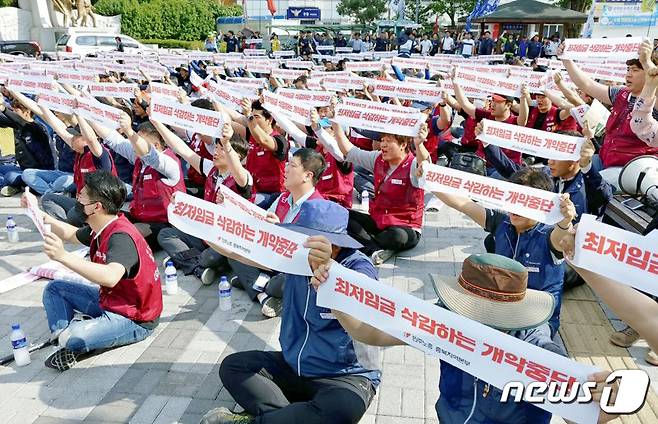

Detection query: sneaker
xmin=371 ymin=249 xmax=394 ymax=266
xmin=200 ymin=407 xmax=255 ymax=424
xmin=260 ymin=296 xmax=282 ymax=318
xmin=0 ymin=185 xmax=20 ymax=197
xmin=201 ymin=268 xmax=218 ymax=286
xmin=646 ymin=350 xmax=658 ymax=366
xmin=44 ymin=348 xmax=79 ymax=371
xmin=610 ymin=326 xmax=640 ymax=348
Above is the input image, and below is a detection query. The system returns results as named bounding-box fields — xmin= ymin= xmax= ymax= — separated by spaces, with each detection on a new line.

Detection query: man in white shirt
xmin=441 ymin=31 xmax=455 ymax=54
xmin=461 ymin=32 xmax=475 ymax=58
xmin=420 ymin=34 xmax=433 ymax=56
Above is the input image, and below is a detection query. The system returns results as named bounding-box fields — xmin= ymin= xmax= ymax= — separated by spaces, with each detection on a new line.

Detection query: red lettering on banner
xmin=174 ymin=108 xmax=195 ymax=121
xmin=424 ymin=171 xmax=463 ymax=189
xmin=463 ymin=181 xmax=505 ymax=200
xmin=581 ymin=232 xmax=658 ymax=274
xmin=196 ymin=114 xmax=220 ymax=127
xmin=153 ymin=103 xmax=174 ymax=116
xmin=334 ymin=277 xmax=397 ymax=317
xmin=401 ymin=307 xmax=476 ymax=352
xmin=256 ymin=230 xmax=299 ymax=258
xmin=505 ymin=191 xmax=553 ymax=212
xmin=362 ymin=112 xmax=388 ymax=123
xmin=216 ymin=215 xmax=255 ymax=241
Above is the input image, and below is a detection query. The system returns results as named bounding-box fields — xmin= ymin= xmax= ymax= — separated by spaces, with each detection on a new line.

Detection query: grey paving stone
xmin=85 ymin=392 xmax=147 ymax=422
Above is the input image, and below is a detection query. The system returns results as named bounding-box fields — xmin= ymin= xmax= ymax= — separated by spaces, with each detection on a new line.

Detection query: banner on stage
xmin=419 ymin=163 xmax=564 ymax=224
xmin=334 ymin=102 xmax=424 ymax=137
xmin=316 ymin=264 xmax=600 ymax=424
xmin=572 ymin=214 xmax=658 ymax=297
xmin=561 ymin=37 xmax=642 ymax=61
xmin=75 ymin=97 xmax=122 ymax=129
xmin=479 ymin=119 xmax=585 ymax=161
xmin=168 ymin=192 xmax=312 ymax=276
xmin=371 ymin=80 xmax=443 ymax=103
xmin=87 ymin=82 xmax=138 ymax=99
xmin=150 ymin=95 xmax=225 ymax=137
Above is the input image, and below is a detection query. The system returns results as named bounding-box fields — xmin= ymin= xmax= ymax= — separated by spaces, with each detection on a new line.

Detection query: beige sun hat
xmin=433 ymin=253 xmax=555 ymax=331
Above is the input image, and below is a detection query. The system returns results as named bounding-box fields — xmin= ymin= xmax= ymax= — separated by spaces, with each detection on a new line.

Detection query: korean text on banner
xmin=167 ymin=192 xmax=312 ymax=276
xmin=150 ymin=95 xmax=225 ymax=138
xmin=87 ymin=82 xmax=139 ymax=100
xmin=334 ymin=102 xmax=424 ymax=137
xmin=340 ymin=97 xmax=418 ymax=115
xmin=561 ymin=37 xmax=642 ymax=61
xmin=205 ymin=81 xmax=256 ymax=111
xmin=149 ymin=82 xmax=181 ymax=100
xmin=24 ymin=188 xmax=47 ymax=238
xmin=38 ymin=91 xmax=75 ymax=115
xmin=372 ymin=80 xmax=443 ymax=103
xmin=276 ymin=88 xmax=334 ymax=107
xmin=572 ymin=214 xmax=658 ymax=297
xmin=75 ymin=97 xmax=122 ymax=129
xmin=419 ymin=162 xmax=563 ymax=224
xmin=6 ymin=76 xmax=53 ymax=96
xmin=316 ymin=265 xmax=600 ymax=424
xmin=479 ymin=119 xmax=585 ymax=161
xmin=262 ymin=91 xmax=313 ymax=126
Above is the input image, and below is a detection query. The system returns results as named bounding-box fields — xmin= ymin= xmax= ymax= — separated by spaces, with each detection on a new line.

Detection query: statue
xmin=50 ymin=0 xmax=97 ymax=27
xmin=76 ymin=0 xmax=96 ymax=27
xmin=51 ymin=0 xmax=75 ymax=27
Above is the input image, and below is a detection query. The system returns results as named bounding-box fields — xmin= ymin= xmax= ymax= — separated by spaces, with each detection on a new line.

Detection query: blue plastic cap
xmin=7 ymin=216 xmax=13 ymax=219
xmin=166 ymin=261 xmax=174 ymax=267
xmin=11 ymin=324 xmax=20 ymax=330
xmin=220 ymin=276 xmax=228 ymax=282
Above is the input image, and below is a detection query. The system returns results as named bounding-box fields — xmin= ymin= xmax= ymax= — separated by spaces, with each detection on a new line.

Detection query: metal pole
xmin=416 ymin=0 xmax=420 ymax=23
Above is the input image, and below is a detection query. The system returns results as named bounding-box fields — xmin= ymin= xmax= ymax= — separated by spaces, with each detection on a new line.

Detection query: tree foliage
xmin=94 ymin=0 xmax=242 ymax=41
xmin=429 ymin=0 xmax=476 ymax=28
xmin=336 ymin=0 xmax=387 ymax=25
xmin=555 ymin=0 xmax=592 ymax=37
xmin=0 ymin=0 xmax=18 ymax=7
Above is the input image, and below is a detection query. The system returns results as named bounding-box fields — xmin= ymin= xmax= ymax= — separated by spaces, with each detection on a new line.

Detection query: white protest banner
xmin=336 ymin=47 xmax=353 ymax=53
xmin=75 ymin=97 xmax=122 ymax=129
xmin=525 ymin=74 xmax=551 ymax=94
xmin=372 ymin=80 xmax=443 ymax=103
xmin=391 ymin=57 xmax=429 ymax=69
xmin=570 ymin=104 xmax=589 ymax=128
xmin=75 ymin=62 xmax=108 ymax=74
xmin=573 ymin=214 xmax=658 ymax=297
xmin=189 ymin=69 xmax=206 ymax=88
xmin=168 ymin=192 xmax=312 ymax=276
xmin=38 ymin=91 xmax=76 ymax=115
xmin=224 ymin=59 xmax=246 ymax=70
xmin=310 ymin=70 xmax=352 ymax=78
xmin=245 ymin=38 xmax=263 ymax=45
xmin=187 ymin=51 xmax=215 ymax=61
xmin=87 ymin=82 xmax=138 ymax=99
xmin=316 ymin=265 xmax=600 ymax=424
xmin=273 ymin=50 xmax=296 ymax=58
xmin=24 ymin=188 xmax=47 ymax=238
xmin=6 ymin=76 xmax=54 ymax=95
xmin=55 ymin=70 xmax=97 ymax=85
xmin=457 ymin=70 xmax=523 ymax=97
xmin=228 ymin=77 xmax=268 ymax=88
xmin=220 ymin=79 xmax=259 ymax=96
xmin=262 ymin=91 xmax=313 ymax=126
xmin=479 ymin=119 xmax=585 ymax=161
xmin=205 ymin=80 xmax=257 ymax=111
xmin=271 ymin=68 xmax=308 ymax=80
xmin=243 ymin=49 xmax=267 ymax=56
xmin=276 ymin=88 xmax=334 ymax=107
xmin=149 ymin=82 xmax=180 ymax=100
xmin=340 ymin=97 xmax=418 ymax=115
xmin=334 ymin=102 xmax=424 ymax=137
xmin=316 ymin=45 xmax=334 ymax=52
xmin=206 ymin=65 xmax=226 ymax=76
xmin=419 ymin=163 xmax=563 ymax=224
xmin=373 ymin=51 xmax=397 ymax=59
xmin=536 ymin=58 xmax=565 ymax=69
xmin=474 ymin=54 xmax=506 ymax=62
xmin=320 ymin=75 xmax=367 ymax=91
xmin=218 ymin=184 xmax=267 ymax=221
xmin=344 ymin=61 xmax=385 ymax=72
xmin=22 ymin=69 xmax=47 ymax=78
xmin=442 ymin=78 xmax=489 ymax=99
xmin=561 ymin=37 xmax=642 ymax=61
xmin=285 ymin=60 xmax=314 ymax=70
xmin=246 ymin=61 xmax=273 ymax=74
xmin=579 ymin=64 xmax=626 ymax=83
xmin=150 ymin=95 xmax=225 ymax=138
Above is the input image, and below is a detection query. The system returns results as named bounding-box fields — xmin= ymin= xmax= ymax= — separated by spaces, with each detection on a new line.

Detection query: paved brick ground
xmin=0 ymin=194 xmax=655 ymax=423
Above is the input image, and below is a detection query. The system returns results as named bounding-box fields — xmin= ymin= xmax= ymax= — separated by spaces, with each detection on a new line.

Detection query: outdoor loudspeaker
xmin=618 ymin=155 xmax=658 ymax=205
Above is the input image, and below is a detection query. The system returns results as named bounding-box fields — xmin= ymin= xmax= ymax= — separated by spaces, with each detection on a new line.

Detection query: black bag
xmin=449 ymin=152 xmax=486 ymax=176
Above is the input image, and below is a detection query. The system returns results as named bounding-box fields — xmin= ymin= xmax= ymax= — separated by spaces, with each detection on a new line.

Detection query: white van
xmin=56 ymin=32 xmax=153 ymax=55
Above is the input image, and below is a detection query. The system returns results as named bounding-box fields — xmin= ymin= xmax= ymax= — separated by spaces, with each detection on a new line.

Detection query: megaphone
xmin=618 ymin=155 xmax=658 ymax=205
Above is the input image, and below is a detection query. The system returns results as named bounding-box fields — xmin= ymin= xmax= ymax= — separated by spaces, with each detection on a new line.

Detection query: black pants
xmin=348 ymin=210 xmax=421 ymax=255
xmin=125 ymin=213 xmax=169 ymax=250
xmin=219 ymin=350 xmax=376 ymax=424
xmin=227 ymin=259 xmax=285 ymax=301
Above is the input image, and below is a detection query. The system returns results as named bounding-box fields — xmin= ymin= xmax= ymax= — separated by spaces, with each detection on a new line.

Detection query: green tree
xmin=429 ymin=0 xmax=476 ymax=28
xmin=555 ymin=0 xmax=592 ymax=38
xmin=336 ymin=0 xmax=387 ymax=25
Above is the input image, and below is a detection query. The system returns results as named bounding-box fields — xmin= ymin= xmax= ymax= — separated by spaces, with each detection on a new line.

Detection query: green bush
xmin=139 ymin=39 xmax=205 ymax=50
xmin=94 ymin=0 xmax=242 ymax=41
xmin=0 ymin=0 xmax=18 ymax=6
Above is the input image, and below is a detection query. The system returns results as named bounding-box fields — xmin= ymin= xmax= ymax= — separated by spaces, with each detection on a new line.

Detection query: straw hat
xmin=433 ymin=253 xmax=555 ymax=331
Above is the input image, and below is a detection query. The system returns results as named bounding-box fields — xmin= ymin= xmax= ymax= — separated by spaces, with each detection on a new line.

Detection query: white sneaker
xmin=201 ymin=268 xmax=218 ymax=286
xmin=371 ymin=250 xmax=394 ymax=265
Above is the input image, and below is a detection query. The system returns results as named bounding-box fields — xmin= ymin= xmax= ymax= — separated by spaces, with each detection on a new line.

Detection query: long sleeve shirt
xmin=630 ymin=95 xmax=658 ymax=148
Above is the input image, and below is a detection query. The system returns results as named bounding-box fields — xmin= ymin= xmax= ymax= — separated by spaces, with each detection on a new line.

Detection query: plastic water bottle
xmin=361 ymin=190 xmax=370 ymax=212
xmin=219 ymin=276 xmax=232 ymax=311
xmin=164 ymin=261 xmax=178 ymax=295
xmin=6 ymin=216 xmax=18 ymax=242
xmin=10 ymin=324 xmax=31 ymax=367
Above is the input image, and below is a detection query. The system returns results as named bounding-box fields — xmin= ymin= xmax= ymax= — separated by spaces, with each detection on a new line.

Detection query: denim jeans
xmin=42 ymin=280 xmax=153 ymax=353
xmin=21 ymin=169 xmax=75 ymax=195
xmin=0 ymin=164 xmax=23 ymax=188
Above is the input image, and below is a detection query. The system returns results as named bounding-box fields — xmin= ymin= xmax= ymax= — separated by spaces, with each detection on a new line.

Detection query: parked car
xmin=56 ymin=33 xmax=153 ymax=55
xmin=0 ymin=40 xmax=41 ymax=57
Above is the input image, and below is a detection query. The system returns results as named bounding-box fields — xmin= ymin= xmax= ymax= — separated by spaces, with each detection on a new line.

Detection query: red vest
xmin=601 ymin=88 xmax=658 ymax=167
xmin=315 ymin=147 xmax=354 ymax=208
xmin=274 ymin=189 xmax=324 ymax=223
xmin=426 ymin=122 xmax=453 ymax=164
xmin=186 ymin=133 xmax=213 ymax=186
xmin=203 ymin=167 xmax=256 ymax=203
xmin=370 ymin=152 xmax=424 ymax=230
xmin=527 ymin=106 xmax=559 ymax=132
xmin=73 ymin=147 xmax=117 ymax=195
xmin=463 ymin=113 xmax=523 ymax=164
xmin=130 ymin=148 xmax=186 ymax=223
xmin=90 ymin=216 xmax=162 ymax=322
xmin=246 ymin=130 xmax=285 ymax=193
xmin=349 ymin=129 xmax=373 ymax=151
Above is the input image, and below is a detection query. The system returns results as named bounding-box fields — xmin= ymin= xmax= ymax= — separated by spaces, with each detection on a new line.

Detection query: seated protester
xmin=202 ymin=200 xmax=380 ymax=424
xmin=519 ymin=88 xmax=577 ymax=133
xmin=26 ymin=170 xmax=162 ymax=371
xmin=173 ymin=66 xmax=193 ymax=95
xmin=562 ymin=50 xmax=658 ymax=187
xmin=154 ymin=120 xmax=252 ymax=283
xmin=429 ymin=167 xmax=577 ymax=337
xmin=426 ymin=100 xmax=457 ymax=163
xmin=220 ymin=99 xmax=289 ymax=209
xmin=182 ymin=99 xmax=218 ymax=191
xmin=479 ymin=125 xmax=613 ymax=220
xmin=228 ymin=148 xmax=325 ymax=318
xmin=0 ymin=93 xmax=54 ymax=196
xmin=309 ymin=252 xmax=565 ymax=424
xmin=334 ymin=121 xmax=425 ymax=265
xmin=87 ymin=114 xmax=186 ymax=247
xmin=37 ymin=107 xmax=117 ymax=227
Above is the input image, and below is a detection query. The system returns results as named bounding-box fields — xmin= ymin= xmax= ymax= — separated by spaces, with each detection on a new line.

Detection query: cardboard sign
xmin=372 ymin=80 xmax=443 ymax=103
xmin=87 ymin=82 xmax=139 ymax=99
xmin=419 ymin=163 xmax=564 ymax=224
xmin=479 ymin=119 xmax=585 ymax=161
xmin=38 ymin=91 xmax=76 ymax=115
xmin=276 ymin=88 xmax=334 ymax=106
xmin=573 ymin=214 xmax=658 ymax=297
xmin=334 ymin=102 xmax=424 ymax=137
xmin=561 ymin=37 xmax=642 ymax=61
xmin=150 ymin=95 xmax=225 ymax=137
xmin=74 ymin=97 xmax=122 ymax=129
xmin=262 ymin=91 xmax=313 ymax=126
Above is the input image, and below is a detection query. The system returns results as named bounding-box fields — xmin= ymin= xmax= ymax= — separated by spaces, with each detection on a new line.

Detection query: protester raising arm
xmin=561 ymin=57 xmax=611 ymax=106
xmin=630 ymin=39 xmax=658 ymax=148
xmin=151 ymin=118 xmax=204 ymax=173
xmin=542 ymin=89 xmax=575 ymax=111
xmin=38 ymin=105 xmax=75 ymax=146
xmin=517 ymin=84 xmax=530 ymax=126
xmin=75 ymin=114 xmax=104 ymax=158
xmin=7 ymin=89 xmax=44 ymax=117
xmin=552 ymin=72 xmax=585 ymax=107
xmin=450 ymin=69 xmax=476 ymax=118
xmin=331 ymin=121 xmax=357 ymax=157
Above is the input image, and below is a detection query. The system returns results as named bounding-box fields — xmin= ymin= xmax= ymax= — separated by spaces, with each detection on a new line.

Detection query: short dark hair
xmin=83 ymin=170 xmax=127 ymax=215
xmin=293 ymin=75 xmax=308 ymax=85
xmin=137 ymin=121 xmax=164 ymax=148
xmin=508 ymin=167 xmax=554 ymax=192
xmin=626 ymin=58 xmax=643 ymax=70
xmin=251 ymin=100 xmax=272 ymax=121
xmin=293 ymin=148 xmax=327 ymax=185
xmin=191 ymin=98 xmax=214 ymax=110
xmin=221 ymin=133 xmax=249 ymax=160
